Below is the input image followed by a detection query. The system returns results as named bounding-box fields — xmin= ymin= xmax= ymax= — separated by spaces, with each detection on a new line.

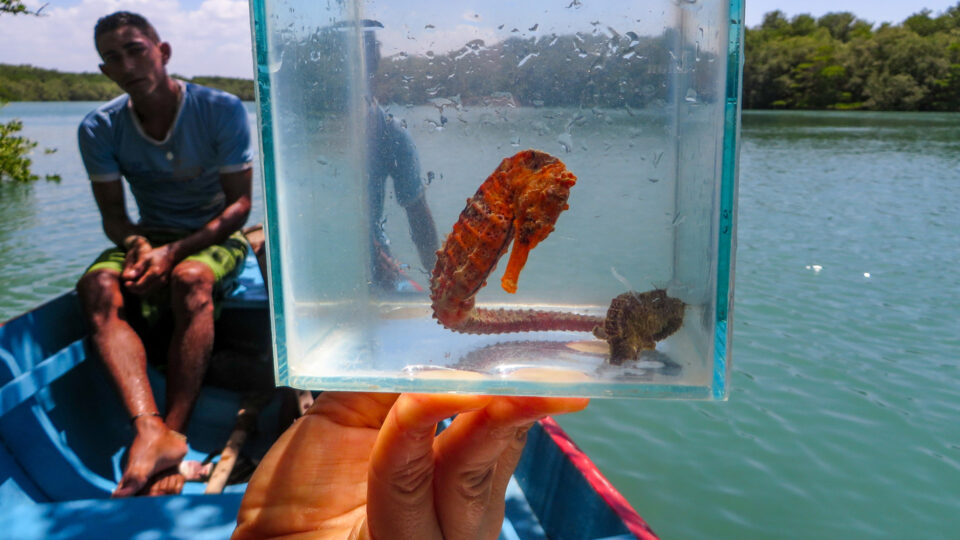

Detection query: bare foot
xmin=113 ymin=416 xmax=188 ymax=497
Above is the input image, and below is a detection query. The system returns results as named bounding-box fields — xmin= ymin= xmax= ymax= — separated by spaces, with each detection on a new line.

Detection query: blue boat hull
xmin=0 ymin=254 xmax=657 ymax=539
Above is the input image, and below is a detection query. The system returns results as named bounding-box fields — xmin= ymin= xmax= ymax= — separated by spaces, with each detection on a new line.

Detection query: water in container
xmin=250 ymin=0 xmax=742 ymax=399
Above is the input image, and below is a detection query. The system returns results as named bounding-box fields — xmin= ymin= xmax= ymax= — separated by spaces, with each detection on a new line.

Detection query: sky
xmin=1 ymin=0 xmax=957 ymax=79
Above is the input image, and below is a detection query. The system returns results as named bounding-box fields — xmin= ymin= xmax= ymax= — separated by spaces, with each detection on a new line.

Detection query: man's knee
xmin=77 ymin=270 xmax=124 ymax=317
xmin=170 ymin=262 xmax=215 ymax=315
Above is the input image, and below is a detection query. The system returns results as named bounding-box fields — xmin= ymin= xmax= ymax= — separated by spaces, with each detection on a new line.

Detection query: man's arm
xmin=119 ymin=169 xmax=252 ymax=295
xmin=91 ymin=180 xmax=144 ymax=249
xmin=405 ymin=195 xmax=439 ymax=272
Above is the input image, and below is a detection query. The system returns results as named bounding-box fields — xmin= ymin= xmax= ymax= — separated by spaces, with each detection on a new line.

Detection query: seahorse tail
xmin=448 ymin=308 xmax=603 ymax=335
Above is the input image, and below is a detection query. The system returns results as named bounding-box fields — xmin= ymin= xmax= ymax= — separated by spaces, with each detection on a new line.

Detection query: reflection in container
xmin=251 ymin=0 xmax=742 ymax=399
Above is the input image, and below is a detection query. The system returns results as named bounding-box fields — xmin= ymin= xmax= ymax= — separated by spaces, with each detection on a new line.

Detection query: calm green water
xmin=2 ymin=104 xmax=959 ymax=539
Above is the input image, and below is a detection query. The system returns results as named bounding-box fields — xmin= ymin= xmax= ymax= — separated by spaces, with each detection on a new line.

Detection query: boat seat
xmin=222 ymin=248 xmax=269 ymax=309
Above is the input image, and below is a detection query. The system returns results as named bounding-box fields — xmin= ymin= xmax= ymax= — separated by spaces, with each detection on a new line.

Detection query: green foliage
xmin=0 ymin=114 xmax=60 ymax=183
xmin=1 ymin=0 xmax=30 ymax=15
xmin=745 ymin=3 xmax=960 ymax=111
xmin=188 ymin=76 xmax=255 ymax=101
xmin=271 ymin=25 xmax=716 ymax=113
xmin=4 ymin=4 xmax=960 ymax=117
xmin=0 ymin=64 xmax=255 ymax=102
xmin=0 ymin=2 xmax=61 ymax=184
xmin=0 ymin=64 xmax=252 ymax=183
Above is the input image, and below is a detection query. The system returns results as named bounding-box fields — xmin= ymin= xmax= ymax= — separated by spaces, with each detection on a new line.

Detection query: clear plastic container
xmin=250 ymin=0 xmax=742 ymax=399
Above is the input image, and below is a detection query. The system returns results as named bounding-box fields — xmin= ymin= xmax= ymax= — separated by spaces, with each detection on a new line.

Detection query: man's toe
xmin=112 ymin=474 xmax=146 ymax=498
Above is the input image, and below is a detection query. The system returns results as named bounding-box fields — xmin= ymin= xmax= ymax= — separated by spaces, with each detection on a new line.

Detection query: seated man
xmin=75 ymin=11 xmax=253 ymax=497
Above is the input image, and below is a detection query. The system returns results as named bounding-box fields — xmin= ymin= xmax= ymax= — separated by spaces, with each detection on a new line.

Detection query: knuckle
xmin=455 ymin=466 xmax=495 ymax=501
xmin=385 ymin=455 xmax=434 ymax=496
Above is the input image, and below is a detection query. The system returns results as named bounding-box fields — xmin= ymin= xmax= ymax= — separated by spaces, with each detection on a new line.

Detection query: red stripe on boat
xmin=539 ymin=416 xmax=660 ymax=540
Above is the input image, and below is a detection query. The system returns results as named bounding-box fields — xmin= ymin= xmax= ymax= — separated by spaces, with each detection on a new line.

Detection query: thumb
xmin=122 ymin=257 xmax=145 ymax=280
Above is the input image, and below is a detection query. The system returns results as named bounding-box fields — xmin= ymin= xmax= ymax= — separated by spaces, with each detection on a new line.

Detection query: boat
xmin=0 ymin=243 xmax=659 ymax=540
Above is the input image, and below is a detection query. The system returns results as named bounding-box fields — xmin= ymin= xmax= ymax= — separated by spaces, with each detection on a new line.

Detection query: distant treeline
xmin=745 ymin=5 xmax=960 ymax=110
xmin=0 ymin=64 xmax=255 ymax=101
xmin=273 ymin=4 xmax=960 ymax=113
xmin=272 ymin=24 xmax=718 ymax=113
xmin=4 ymin=4 xmax=960 ymax=112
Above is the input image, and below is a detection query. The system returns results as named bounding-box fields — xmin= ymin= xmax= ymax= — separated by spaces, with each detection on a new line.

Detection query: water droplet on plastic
xmin=685 ymin=88 xmax=698 ymax=102
xmin=610 ymin=267 xmax=633 ymax=290
xmin=517 ymin=52 xmax=539 ymax=67
xmin=510 ymin=134 xmax=520 ymax=147
xmin=268 ymin=49 xmax=284 ymax=73
xmin=529 ymin=23 xmax=539 ymax=31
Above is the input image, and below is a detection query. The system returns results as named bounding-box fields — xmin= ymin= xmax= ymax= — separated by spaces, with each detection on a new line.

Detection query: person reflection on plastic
xmin=232 ymin=392 xmax=588 ymax=539
xmin=358 ymin=21 xmax=439 ymax=293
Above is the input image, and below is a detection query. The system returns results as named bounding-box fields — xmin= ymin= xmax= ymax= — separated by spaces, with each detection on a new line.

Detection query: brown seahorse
xmin=592 ymin=289 xmax=685 ymax=365
xmin=428 ymin=149 xmax=684 ymax=362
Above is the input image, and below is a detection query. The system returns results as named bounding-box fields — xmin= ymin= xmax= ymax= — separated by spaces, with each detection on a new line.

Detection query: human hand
xmin=122 ymin=241 xmax=176 ymax=295
xmin=232 ymin=392 xmax=589 ymax=540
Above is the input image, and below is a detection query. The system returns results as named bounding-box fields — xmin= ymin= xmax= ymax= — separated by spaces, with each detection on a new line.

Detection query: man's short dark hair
xmin=94 ymin=11 xmax=160 ymax=45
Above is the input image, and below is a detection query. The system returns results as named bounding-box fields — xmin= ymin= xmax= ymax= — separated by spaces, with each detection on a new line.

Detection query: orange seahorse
xmin=429 ymin=149 xmax=596 ymax=334
xmin=428 ymin=149 xmax=684 ymax=362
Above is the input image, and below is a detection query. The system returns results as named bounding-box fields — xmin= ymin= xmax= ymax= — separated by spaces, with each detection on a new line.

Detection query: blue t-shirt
xmin=78 ymin=81 xmax=253 ymax=231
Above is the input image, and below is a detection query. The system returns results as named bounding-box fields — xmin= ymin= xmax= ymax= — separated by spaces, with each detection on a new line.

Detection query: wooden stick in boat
xmin=204 ymin=392 xmax=271 ymax=494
